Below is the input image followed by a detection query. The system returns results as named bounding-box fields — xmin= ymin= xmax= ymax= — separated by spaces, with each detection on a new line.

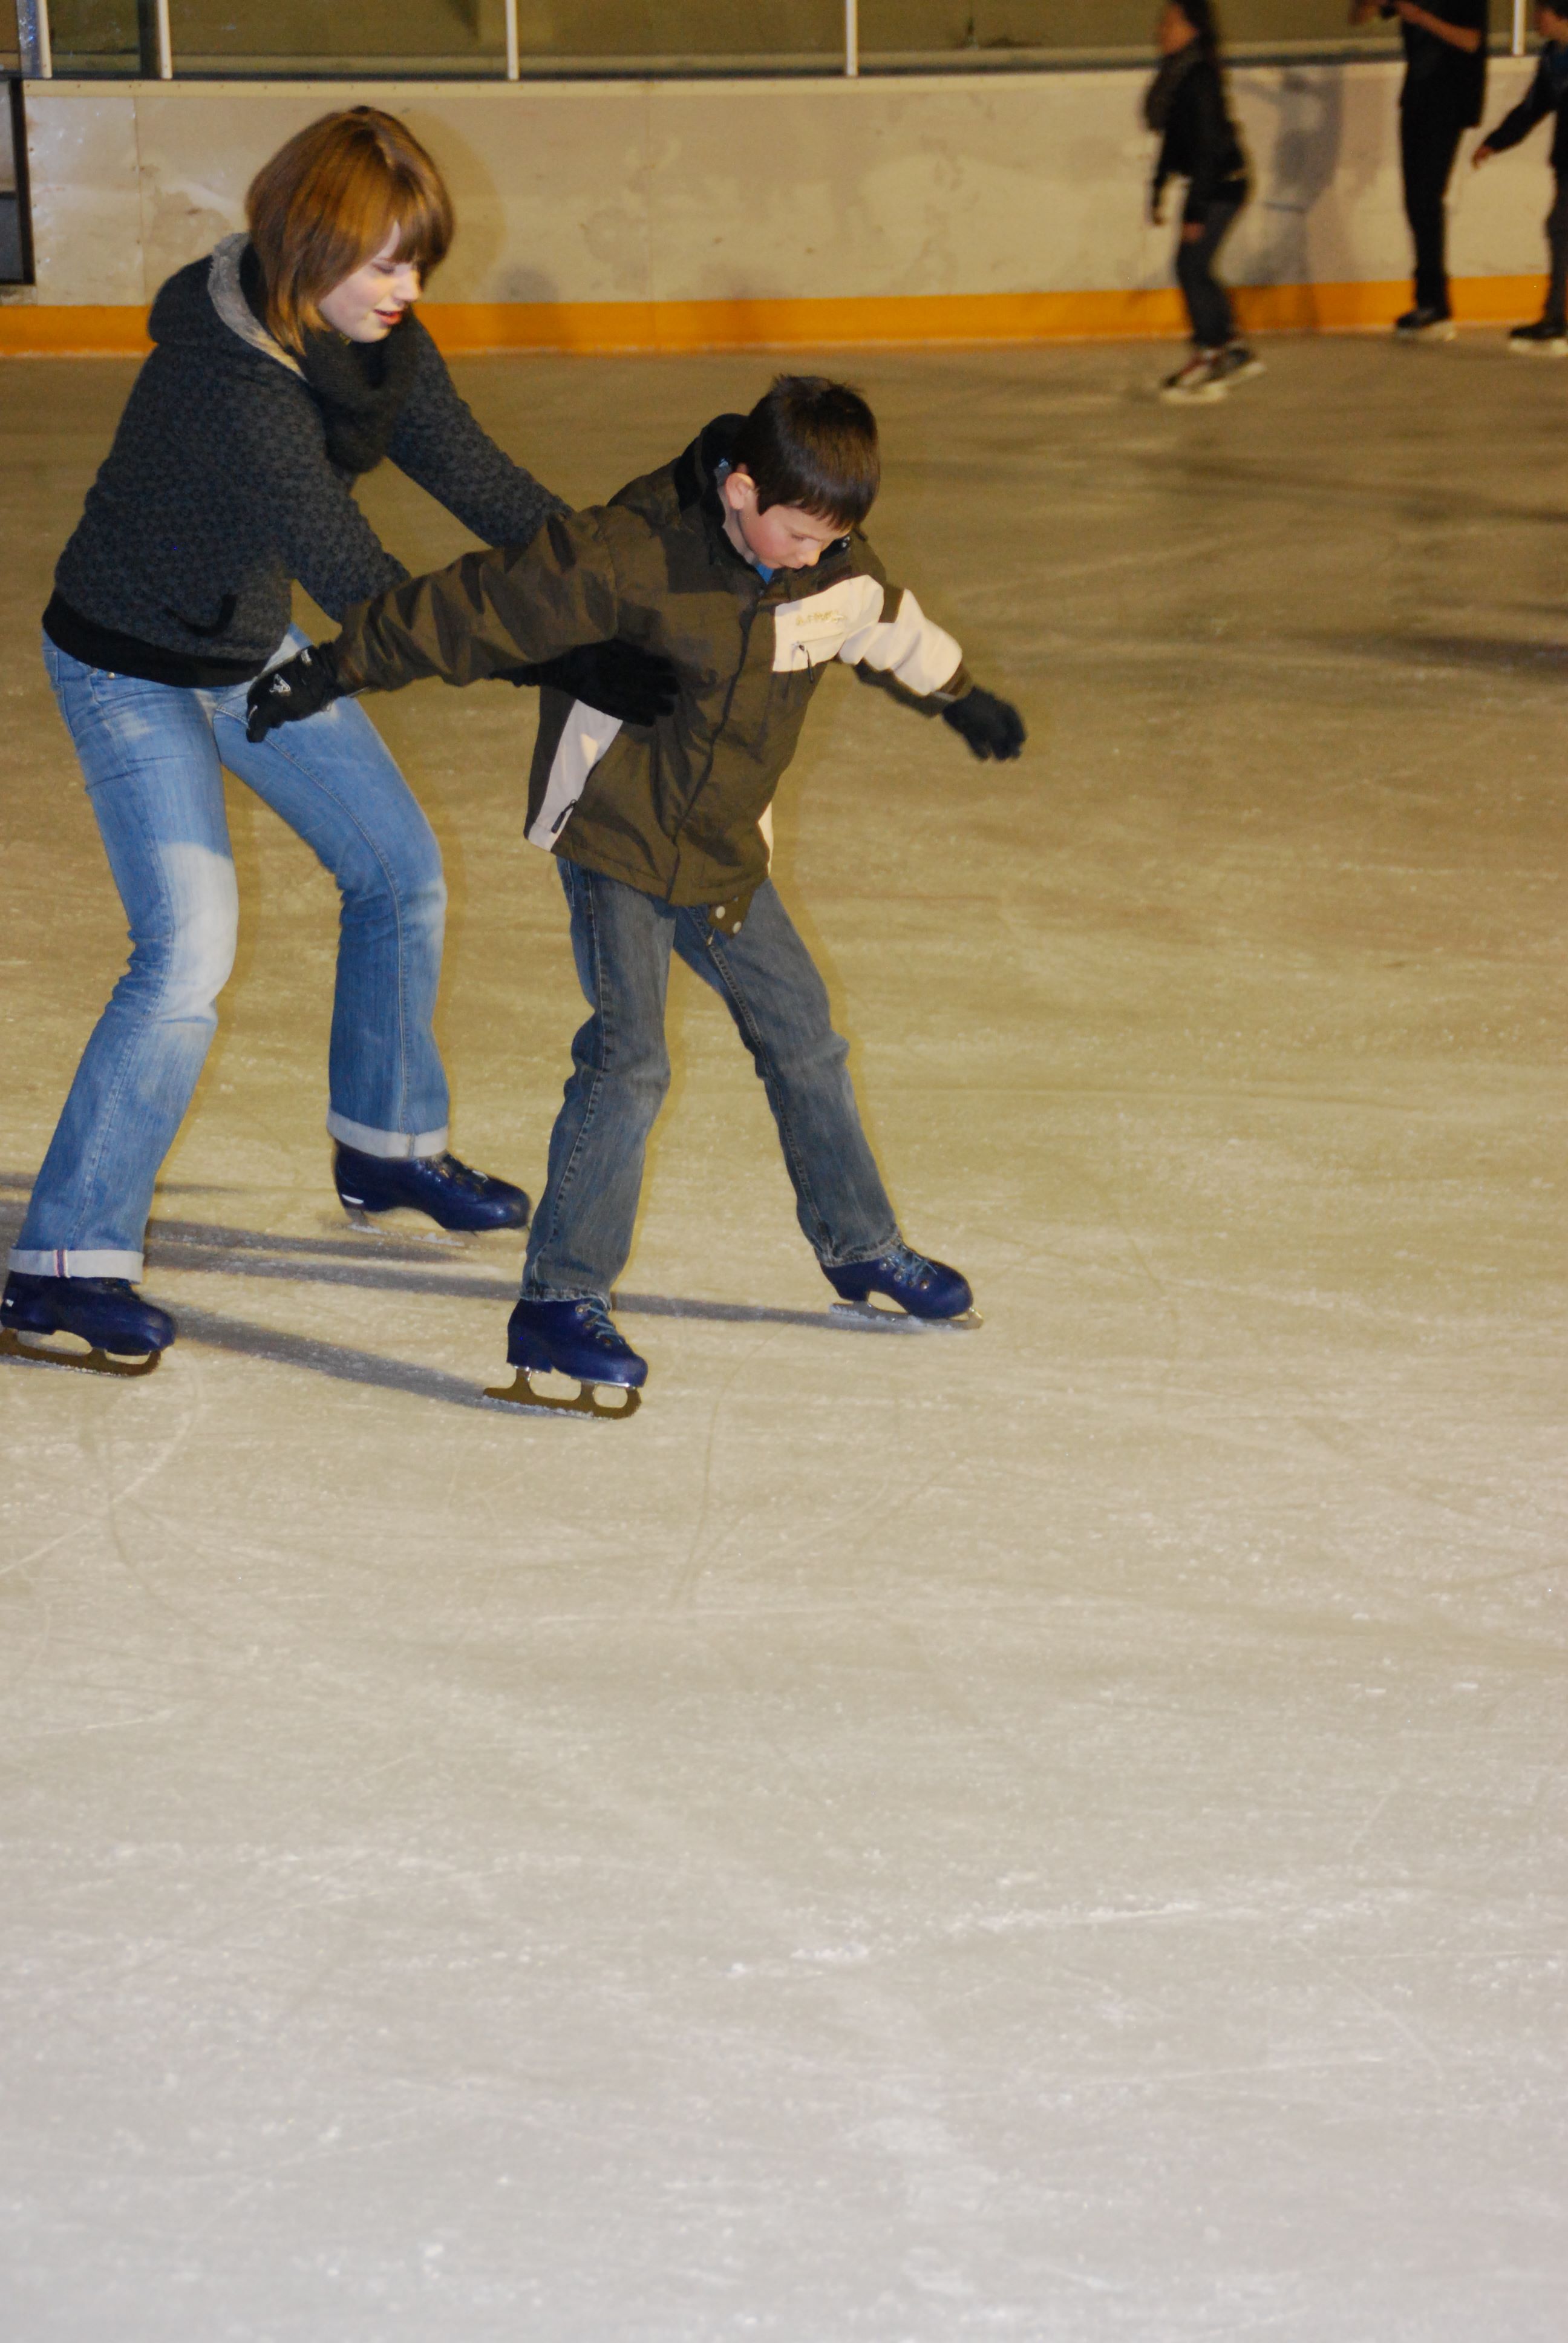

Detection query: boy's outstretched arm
xmin=247 ymin=509 xmax=641 ymax=742
xmin=837 ymin=569 xmax=1025 ymax=762
xmin=938 ymin=682 xmax=1027 ymax=762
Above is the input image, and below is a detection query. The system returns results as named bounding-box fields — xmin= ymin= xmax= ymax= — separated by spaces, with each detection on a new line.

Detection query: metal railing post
xmin=845 ymin=0 xmax=859 ymax=79
xmin=18 ymin=0 xmax=53 ymax=78
xmin=155 ymin=0 xmax=173 ymax=78
xmin=505 ymin=0 xmax=520 ymax=80
xmin=1514 ymin=0 xmax=1527 ymax=55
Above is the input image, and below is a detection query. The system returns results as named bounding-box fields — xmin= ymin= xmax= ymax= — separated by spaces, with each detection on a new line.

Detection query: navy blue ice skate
xmin=333 ymin=1144 xmax=529 ymax=1234
xmin=485 ymin=1295 xmax=646 ymax=1418
xmin=1 ymin=1272 xmax=174 ymax=1377
xmin=824 ymin=1241 xmax=979 ymax=1326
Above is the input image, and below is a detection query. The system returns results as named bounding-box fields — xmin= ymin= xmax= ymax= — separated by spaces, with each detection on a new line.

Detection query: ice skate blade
xmin=829 ymin=1301 xmax=984 ymax=1332
xmin=0 ymin=1326 xmax=162 ymax=1378
xmin=484 ymin=1367 xmax=642 ymax=1420
xmin=336 ymin=1207 xmax=471 ymax=1249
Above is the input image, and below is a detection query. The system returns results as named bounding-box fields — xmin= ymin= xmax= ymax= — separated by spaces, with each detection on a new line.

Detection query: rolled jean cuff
xmin=8 ymin=1245 xmax=145 ymax=1280
xmin=325 ymin=1113 xmax=449 ymax=1161
xmin=815 ymin=1231 xmax=900 ymax=1272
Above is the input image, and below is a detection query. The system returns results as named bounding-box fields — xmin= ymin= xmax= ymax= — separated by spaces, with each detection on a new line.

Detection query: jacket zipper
xmin=668 ymin=581 xmax=763 ymax=902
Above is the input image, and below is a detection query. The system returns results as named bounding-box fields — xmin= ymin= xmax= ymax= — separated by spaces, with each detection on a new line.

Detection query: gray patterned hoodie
xmin=45 ymin=235 xmax=561 ymax=686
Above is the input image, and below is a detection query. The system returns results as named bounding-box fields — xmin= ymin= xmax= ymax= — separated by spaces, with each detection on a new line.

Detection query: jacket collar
xmin=673 ymin=416 xmax=754 ymax=581
xmin=673 ymin=413 xmax=743 ymax=514
xmin=675 ymin=413 xmax=854 ymax=594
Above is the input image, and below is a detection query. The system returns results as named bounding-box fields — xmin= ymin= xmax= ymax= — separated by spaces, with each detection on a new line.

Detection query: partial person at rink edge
xmin=1352 ymin=0 xmax=1489 ymax=338
xmin=0 ymin=106 xmax=673 ymax=1380
xmin=246 ymin=377 xmax=1027 ymax=1417
xmin=1472 ymin=1 xmax=1568 ymax=353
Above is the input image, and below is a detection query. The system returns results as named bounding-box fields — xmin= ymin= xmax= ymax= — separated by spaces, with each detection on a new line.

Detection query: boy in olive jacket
xmin=248 ymin=376 xmax=1024 ymax=1413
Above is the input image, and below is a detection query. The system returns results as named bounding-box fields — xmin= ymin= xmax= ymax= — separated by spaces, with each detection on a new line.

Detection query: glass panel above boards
xmin=13 ymin=0 xmax=1446 ymax=80
xmin=858 ymin=4 xmax=1405 ymax=71
xmin=165 ymin=1 xmax=844 ymax=79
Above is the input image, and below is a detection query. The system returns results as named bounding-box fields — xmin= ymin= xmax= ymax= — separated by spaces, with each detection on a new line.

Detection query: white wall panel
xmin=17 ymin=60 xmax=1548 ymax=312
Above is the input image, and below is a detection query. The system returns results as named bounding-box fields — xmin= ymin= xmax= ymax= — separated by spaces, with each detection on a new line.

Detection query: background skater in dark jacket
xmin=1353 ymin=0 xmax=1489 ymax=338
xmin=1473 ymin=3 xmax=1568 ymax=352
xmin=1 ymin=107 xmax=670 ymax=1381
xmin=1147 ymin=1 xmax=1261 ymax=403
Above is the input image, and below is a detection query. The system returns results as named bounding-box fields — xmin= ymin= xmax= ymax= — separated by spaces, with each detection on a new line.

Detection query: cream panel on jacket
xmin=770 ymin=575 xmax=962 ymax=699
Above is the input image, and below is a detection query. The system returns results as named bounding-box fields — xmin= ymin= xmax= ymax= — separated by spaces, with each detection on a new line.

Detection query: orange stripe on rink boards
xmin=0 ymin=278 xmax=1550 ymax=358
xmin=419 ymin=281 xmax=1554 ymax=352
xmin=0 ymin=306 xmax=155 ymax=356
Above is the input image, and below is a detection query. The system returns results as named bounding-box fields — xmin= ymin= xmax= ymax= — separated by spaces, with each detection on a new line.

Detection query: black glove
xmin=504 ymin=638 xmax=679 ymax=728
xmin=246 ymin=642 xmax=345 ymax=743
xmin=941 ymin=685 xmax=1026 ymax=762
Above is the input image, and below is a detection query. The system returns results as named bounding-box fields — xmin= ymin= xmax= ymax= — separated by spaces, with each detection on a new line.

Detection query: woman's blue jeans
xmin=11 ymin=634 xmax=450 ymax=1280
xmin=523 ymin=860 xmax=898 ymax=1302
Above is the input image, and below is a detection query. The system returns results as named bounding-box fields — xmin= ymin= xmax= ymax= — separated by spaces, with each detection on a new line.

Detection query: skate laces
xmin=431 ymin=1152 xmax=487 ymax=1193
xmin=881 ymin=1242 xmax=936 ymax=1288
xmin=570 ymin=1297 xmax=624 ymax=1348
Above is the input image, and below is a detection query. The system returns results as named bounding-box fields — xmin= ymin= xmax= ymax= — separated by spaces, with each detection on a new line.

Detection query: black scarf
xmin=241 ymin=242 xmax=422 ymax=477
xmin=1145 ymin=43 xmax=1205 ymax=133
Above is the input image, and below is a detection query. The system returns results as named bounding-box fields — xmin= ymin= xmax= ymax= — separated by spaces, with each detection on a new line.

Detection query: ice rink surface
xmin=1 ymin=335 xmax=1564 ymax=2340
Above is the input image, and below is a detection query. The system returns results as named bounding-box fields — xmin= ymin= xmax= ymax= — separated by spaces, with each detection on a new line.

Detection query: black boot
xmin=1 ymin=1273 xmax=174 ymax=1375
xmin=333 ymin=1145 xmax=530 ymax=1233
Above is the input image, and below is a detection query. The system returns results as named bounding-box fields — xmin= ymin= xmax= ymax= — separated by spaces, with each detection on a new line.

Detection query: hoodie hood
xmin=206 ymin=231 xmax=304 ymax=376
xmin=143 ymin=240 xmax=287 ymax=376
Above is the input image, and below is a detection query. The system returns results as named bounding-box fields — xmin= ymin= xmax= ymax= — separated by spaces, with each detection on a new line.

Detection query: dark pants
xmin=1175 ymin=197 xmax=1243 ymax=351
xmin=1400 ymin=97 xmax=1467 ymax=316
xmin=523 ymin=862 xmax=898 ymax=1302
xmin=1545 ymin=174 xmax=1568 ymax=326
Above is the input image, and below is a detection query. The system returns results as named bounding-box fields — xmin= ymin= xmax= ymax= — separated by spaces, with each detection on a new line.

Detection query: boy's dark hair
xmin=730 ymin=375 xmax=880 ymax=527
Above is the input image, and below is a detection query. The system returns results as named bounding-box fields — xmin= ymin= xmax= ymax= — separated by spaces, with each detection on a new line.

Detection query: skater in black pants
xmin=1352 ymin=0 xmax=1489 ymax=338
xmin=1472 ymin=3 xmax=1568 ymax=353
xmin=1146 ymin=1 xmax=1261 ymax=402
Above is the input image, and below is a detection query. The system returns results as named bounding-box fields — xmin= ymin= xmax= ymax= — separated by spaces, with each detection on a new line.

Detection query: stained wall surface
xmin=1 ymin=336 xmax=1564 ymax=2341
xmin=8 ymin=56 xmax=1551 ymax=320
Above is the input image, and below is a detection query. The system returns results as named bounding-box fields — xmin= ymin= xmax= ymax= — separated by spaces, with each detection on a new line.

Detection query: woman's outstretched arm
xmin=386 ymin=324 xmax=566 ymax=549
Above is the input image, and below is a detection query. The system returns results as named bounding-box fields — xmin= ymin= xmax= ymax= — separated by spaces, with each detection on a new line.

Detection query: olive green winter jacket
xmin=330 ymin=413 xmax=972 ymax=921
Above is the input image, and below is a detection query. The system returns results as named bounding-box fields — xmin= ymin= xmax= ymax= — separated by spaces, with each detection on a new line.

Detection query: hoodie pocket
xmin=164 ymin=592 xmax=238 ymax=640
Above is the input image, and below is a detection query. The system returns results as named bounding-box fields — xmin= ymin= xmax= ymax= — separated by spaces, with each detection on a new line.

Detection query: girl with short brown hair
xmin=4 ymin=108 xmax=667 ymax=1377
xmin=246 ymin=105 xmax=454 ymax=353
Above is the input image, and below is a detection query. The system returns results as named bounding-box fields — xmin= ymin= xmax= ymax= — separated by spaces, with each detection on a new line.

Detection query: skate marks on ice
xmin=148 ymin=1224 xmax=970 ymax=1335
xmin=148 ymin=1213 xmax=517 ymax=1289
xmin=828 ymin=1298 xmax=983 ymax=1330
xmin=167 ymin=1303 xmax=511 ymax=1415
xmin=1 ymin=1187 xmax=964 ymax=1421
xmin=134 ymin=1210 xmax=979 ymax=1339
xmin=617 ymin=1289 xmax=978 ymax=1336
xmin=4 ymin=1185 xmax=974 ymax=1336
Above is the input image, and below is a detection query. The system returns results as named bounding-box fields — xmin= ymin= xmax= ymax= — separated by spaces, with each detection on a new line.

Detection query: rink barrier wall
xmin=0 ymin=61 xmax=1552 ymax=353
xmin=0 ymin=277 xmax=1553 ymax=356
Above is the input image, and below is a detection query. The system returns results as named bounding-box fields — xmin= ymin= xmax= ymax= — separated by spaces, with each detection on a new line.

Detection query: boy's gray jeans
xmin=522 ymin=860 xmax=899 ymax=1302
